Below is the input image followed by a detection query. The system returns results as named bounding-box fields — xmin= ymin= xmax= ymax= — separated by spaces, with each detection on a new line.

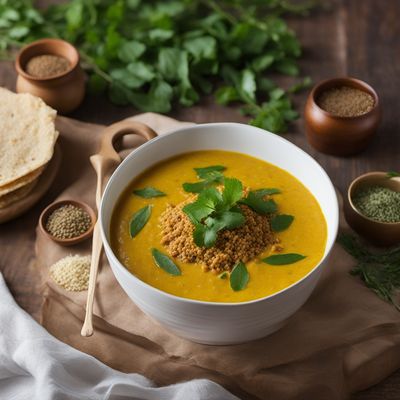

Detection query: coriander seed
xmin=46 ymin=204 xmax=92 ymax=239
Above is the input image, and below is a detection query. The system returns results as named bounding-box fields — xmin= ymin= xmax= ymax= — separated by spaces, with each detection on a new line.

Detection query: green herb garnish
xmin=387 ymin=171 xmax=400 ymax=178
xmin=133 ymin=187 xmax=166 ymax=198
xmin=218 ymin=271 xmax=229 ymax=280
xmin=263 ymin=253 xmax=306 ymax=265
xmin=240 ymin=191 xmax=278 ymax=215
xmin=338 ymin=233 xmax=400 ymax=310
xmin=151 ymin=248 xmax=181 ymax=276
xmin=194 ymin=165 xmax=226 ymax=178
xmin=183 ymin=165 xmax=225 ymax=193
xmin=253 ymin=188 xmax=281 ymax=196
xmin=129 ymin=205 xmax=152 ymax=238
xmin=184 ymin=179 xmax=245 ymax=248
xmin=0 ymin=0 xmax=315 ymax=134
xmin=230 ymin=262 xmax=249 ymax=291
xmin=271 ymin=214 xmax=294 ymax=232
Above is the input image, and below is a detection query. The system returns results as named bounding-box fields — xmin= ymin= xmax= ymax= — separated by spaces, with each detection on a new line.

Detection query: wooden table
xmin=0 ymin=1 xmax=399 ymax=398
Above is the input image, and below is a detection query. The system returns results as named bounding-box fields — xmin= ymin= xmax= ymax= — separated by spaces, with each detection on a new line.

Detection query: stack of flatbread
xmin=0 ymin=88 xmax=58 ymax=209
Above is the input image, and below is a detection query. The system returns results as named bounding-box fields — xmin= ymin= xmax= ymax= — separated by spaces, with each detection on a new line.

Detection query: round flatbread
xmin=0 ymin=165 xmax=45 ymax=197
xmin=0 ymin=178 xmax=39 ymax=209
xmin=0 ymin=87 xmax=58 ymax=187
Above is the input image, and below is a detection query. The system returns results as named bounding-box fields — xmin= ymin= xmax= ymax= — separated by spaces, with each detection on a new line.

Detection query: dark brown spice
xmin=317 ymin=86 xmax=374 ymax=117
xmin=25 ymin=54 xmax=70 ymax=78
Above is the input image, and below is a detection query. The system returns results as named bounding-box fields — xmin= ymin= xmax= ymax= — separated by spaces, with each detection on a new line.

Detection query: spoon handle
xmin=81 ymin=120 xmax=157 ymax=337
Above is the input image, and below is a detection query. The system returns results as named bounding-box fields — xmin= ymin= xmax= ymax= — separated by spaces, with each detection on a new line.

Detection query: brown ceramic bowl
xmin=39 ymin=199 xmax=96 ymax=246
xmin=304 ymin=77 xmax=381 ymax=156
xmin=15 ymin=38 xmax=86 ymax=114
xmin=344 ymin=172 xmax=400 ymax=246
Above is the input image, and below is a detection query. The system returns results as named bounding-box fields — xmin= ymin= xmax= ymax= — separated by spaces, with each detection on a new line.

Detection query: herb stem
xmin=80 ymin=51 xmax=113 ymax=84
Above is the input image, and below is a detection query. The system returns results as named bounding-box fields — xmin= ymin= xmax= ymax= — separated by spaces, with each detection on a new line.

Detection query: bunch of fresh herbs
xmin=338 ymin=233 xmax=400 ymax=310
xmin=0 ymin=0 xmax=315 ymax=133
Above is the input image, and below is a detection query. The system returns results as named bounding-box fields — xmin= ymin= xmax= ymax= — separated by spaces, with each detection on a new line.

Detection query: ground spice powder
xmin=25 ymin=54 xmax=70 ymax=78
xmin=46 ymin=204 xmax=91 ymax=239
xmin=50 ymin=255 xmax=91 ymax=291
xmin=353 ymin=186 xmax=400 ymax=223
xmin=317 ymin=86 xmax=374 ymax=117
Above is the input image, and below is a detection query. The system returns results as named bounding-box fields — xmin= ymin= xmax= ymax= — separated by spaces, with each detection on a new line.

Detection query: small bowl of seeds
xmin=39 ymin=199 xmax=96 ymax=246
xmin=344 ymin=172 xmax=400 ymax=246
xmin=304 ymin=77 xmax=381 ymax=156
xmin=15 ymin=38 xmax=86 ymax=114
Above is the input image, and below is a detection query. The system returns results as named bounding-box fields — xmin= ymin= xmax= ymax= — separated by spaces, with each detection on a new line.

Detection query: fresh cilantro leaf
xmin=230 ymin=261 xmax=249 ymax=291
xmin=133 ymin=187 xmax=166 ymax=198
xmin=118 ymin=40 xmax=145 ymax=63
xmin=241 ymin=191 xmax=278 ymax=215
xmin=129 ymin=205 xmax=152 ymax=238
xmin=253 ymin=188 xmax=281 ymax=196
xmin=151 ymin=248 xmax=181 ymax=276
xmin=215 ymin=86 xmax=239 ymax=105
xmin=194 ymin=165 xmax=226 ymax=179
xmin=387 ymin=171 xmax=400 ymax=178
xmin=182 ymin=188 xmax=220 ymax=224
xmin=271 ymin=214 xmax=294 ymax=232
xmin=263 ymin=253 xmax=306 ymax=265
xmin=222 ymin=178 xmax=243 ymax=209
xmin=183 ymin=166 xmax=225 ymax=193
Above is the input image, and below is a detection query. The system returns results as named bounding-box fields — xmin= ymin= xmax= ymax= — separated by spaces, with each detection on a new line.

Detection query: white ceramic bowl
xmin=100 ymin=123 xmax=339 ymax=345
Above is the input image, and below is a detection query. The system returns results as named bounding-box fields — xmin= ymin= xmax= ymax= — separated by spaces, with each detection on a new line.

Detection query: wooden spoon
xmin=81 ymin=120 xmax=157 ymax=337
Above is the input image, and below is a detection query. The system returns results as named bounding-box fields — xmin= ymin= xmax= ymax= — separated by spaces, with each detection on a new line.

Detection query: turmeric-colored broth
xmin=110 ymin=150 xmax=327 ymax=302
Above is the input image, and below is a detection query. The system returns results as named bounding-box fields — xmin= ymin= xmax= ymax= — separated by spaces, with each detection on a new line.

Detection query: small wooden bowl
xmin=344 ymin=172 xmax=400 ymax=246
xmin=15 ymin=38 xmax=86 ymax=114
xmin=39 ymin=199 xmax=96 ymax=246
xmin=304 ymin=77 xmax=381 ymax=156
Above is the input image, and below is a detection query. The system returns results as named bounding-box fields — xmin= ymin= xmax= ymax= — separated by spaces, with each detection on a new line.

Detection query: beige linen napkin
xmin=37 ymin=113 xmax=400 ymax=400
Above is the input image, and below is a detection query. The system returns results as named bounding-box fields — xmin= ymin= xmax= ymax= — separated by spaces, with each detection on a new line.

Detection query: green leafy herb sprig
xmin=183 ymin=177 xmax=246 ymax=248
xmin=183 ymin=165 xmax=225 ymax=193
xmin=0 ymin=0 xmax=315 ymax=133
xmin=338 ymin=233 xmax=400 ymax=310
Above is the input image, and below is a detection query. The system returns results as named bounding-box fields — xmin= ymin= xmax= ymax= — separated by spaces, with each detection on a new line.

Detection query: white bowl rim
xmin=100 ymin=122 xmax=339 ymax=307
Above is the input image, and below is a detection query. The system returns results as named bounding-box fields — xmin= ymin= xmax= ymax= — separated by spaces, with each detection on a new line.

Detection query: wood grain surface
xmin=0 ymin=1 xmax=399 ymax=398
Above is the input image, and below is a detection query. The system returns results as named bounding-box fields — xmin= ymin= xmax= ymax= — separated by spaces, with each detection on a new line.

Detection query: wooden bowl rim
xmin=15 ymin=38 xmax=79 ymax=82
xmin=347 ymin=171 xmax=400 ymax=227
xmin=310 ymin=76 xmax=380 ymax=120
xmin=39 ymin=199 xmax=96 ymax=245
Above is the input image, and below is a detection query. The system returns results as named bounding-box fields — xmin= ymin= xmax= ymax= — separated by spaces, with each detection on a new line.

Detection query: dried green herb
xmin=230 ymin=261 xmax=249 ymax=291
xmin=151 ymin=248 xmax=181 ymax=276
xmin=133 ymin=187 xmax=166 ymax=198
xmin=263 ymin=253 xmax=306 ymax=265
xmin=352 ymin=186 xmax=400 ymax=223
xmin=129 ymin=205 xmax=152 ymax=238
xmin=338 ymin=233 xmax=400 ymax=310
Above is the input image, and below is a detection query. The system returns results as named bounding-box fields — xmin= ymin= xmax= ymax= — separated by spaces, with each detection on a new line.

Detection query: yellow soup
xmin=111 ymin=150 xmax=327 ymax=302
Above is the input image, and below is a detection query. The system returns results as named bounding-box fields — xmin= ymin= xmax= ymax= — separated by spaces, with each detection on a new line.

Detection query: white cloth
xmin=0 ymin=273 xmax=239 ymax=400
